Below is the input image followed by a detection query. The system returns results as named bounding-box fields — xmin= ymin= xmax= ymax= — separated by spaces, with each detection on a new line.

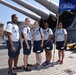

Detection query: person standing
xmin=42 ymin=22 xmax=53 ymax=67
xmin=6 ymin=14 xmax=21 ymax=75
xmin=22 ymin=18 xmax=32 ymax=71
xmin=32 ymin=21 xmax=44 ymax=69
xmin=55 ymin=22 xmax=67 ymax=64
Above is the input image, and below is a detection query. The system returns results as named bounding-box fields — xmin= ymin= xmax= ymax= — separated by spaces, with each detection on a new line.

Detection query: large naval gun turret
xmin=0 ymin=0 xmax=41 ymax=21
xmin=12 ymin=0 xmax=57 ymax=29
xmin=35 ymin=0 xmax=58 ymax=14
xmin=12 ymin=0 xmax=50 ymax=19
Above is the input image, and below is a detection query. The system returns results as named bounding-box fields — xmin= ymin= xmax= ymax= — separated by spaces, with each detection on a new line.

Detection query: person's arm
xmin=41 ymin=32 xmax=44 ymax=47
xmin=63 ymin=34 xmax=67 ymax=46
xmin=23 ymin=27 xmax=30 ymax=49
xmin=41 ymin=28 xmax=44 ymax=47
xmin=44 ymin=29 xmax=53 ymax=45
xmin=63 ymin=29 xmax=67 ymax=46
xmin=23 ymin=34 xmax=30 ymax=49
xmin=6 ymin=23 xmax=16 ymax=52
xmin=44 ymin=34 xmax=52 ymax=45
xmin=7 ymin=32 xmax=16 ymax=52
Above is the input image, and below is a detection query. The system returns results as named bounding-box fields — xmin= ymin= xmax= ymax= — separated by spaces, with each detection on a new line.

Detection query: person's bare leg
xmin=48 ymin=51 xmax=52 ymax=63
xmin=14 ymin=55 xmax=18 ymax=67
xmin=8 ymin=57 xmax=13 ymax=72
xmin=35 ymin=53 xmax=39 ymax=63
xmin=45 ymin=50 xmax=49 ymax=62
xmin=62 ymin=50 xmax=64 ymax=61
xmin=38 ymin=53 xmax=42 ymax=65
xmin=58 ymin=50 xmax=61 ymax=60
xmin=24 ymin=55 xmax=28 ymax=68
xmin=36 ymin=53 xmax=42 ymax=65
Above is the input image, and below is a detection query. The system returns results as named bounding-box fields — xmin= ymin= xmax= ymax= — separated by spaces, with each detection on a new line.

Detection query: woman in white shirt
xmin=32 ymin=21 xmax=44 ymax=69
xmin=55 ymin=22 xmax=67 ymax=64
xmin=42 ymin=22 xmax=53 ymax=67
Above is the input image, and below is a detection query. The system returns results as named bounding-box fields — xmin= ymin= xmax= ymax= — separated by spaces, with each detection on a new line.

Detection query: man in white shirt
xmin=55 ymin=22 xmax=67 ymax=64
xmin=22 ymin=18 xmax=32 ymax=71
xmin=6 ymin=14 xmax=21 ymax=75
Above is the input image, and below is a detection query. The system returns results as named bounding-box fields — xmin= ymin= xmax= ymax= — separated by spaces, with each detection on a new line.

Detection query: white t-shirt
xmin=22 ymin=26 xmax=32 ymax=41
xmin=6 ymin=23 xmax=19 ymax=42
xmin=32 ymin=27 xmax=43 ymax=41
xmin=44 ymin=28 xmax=53 ymax=40
xmin=55 ymin=28 xmax=67 ymax=42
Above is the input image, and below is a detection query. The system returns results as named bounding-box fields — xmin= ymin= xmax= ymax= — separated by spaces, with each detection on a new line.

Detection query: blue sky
xmin=0 ymin=0 xmax=59 ymax=30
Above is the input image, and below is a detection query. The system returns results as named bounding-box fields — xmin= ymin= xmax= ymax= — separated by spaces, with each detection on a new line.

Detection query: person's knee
xmin=8 ymin=57 xmax=13 ymax=62
xmin=62 ymin=50 xmax=64 ymax=53
xmin=24 ymin=55 xmax=28 ymax=58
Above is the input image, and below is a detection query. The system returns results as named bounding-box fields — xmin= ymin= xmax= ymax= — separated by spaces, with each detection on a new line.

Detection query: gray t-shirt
xmin=32 ymin=27 xmax=43 ymax=41
xmin=6 ymin=23 xmax=19 ymax=42
xmin=22 ymin=26 xmax=32 ymax=41
xmin=44 ymin=28 xmax=53 ymax=40
xmin=55 ymin=28 xmax=67 ymax=42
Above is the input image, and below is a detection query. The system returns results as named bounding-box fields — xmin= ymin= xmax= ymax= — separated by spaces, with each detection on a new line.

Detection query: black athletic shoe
xmin=13 ymin=66 xmax=22 ymax=70
xmin=27 ymin=64 xmax=32 ymax=66
xmin=23 ymin=67 xmax=31 ymax=71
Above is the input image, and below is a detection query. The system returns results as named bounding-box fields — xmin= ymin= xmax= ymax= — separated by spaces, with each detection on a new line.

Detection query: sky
xmin=0 ymin=0 xmax=59 ymax=30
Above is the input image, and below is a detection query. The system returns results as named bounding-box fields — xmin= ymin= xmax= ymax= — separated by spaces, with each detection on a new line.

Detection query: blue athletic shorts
xmin=44 ymin=40 xmax=53 ymax=50
xmin=7 ymin=40 xmax=20 ymax=58
xmin=56 ymin=41 xmax=67 ymax=50
xmin=33 ymin=40 xmax=43 ymax=53
xmin=23 ymin=40 xmax=31 ymax=55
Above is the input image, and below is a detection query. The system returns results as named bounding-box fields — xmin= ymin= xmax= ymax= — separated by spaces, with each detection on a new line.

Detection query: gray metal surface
xmin=35 ymin=0 xmax=58 ymax=14
xmin=0 ymin=0 xmax=41 ymax=21
xmin=12 ymin=0 xmax=50 ymax=19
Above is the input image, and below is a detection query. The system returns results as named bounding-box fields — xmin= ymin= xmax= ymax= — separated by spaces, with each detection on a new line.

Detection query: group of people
xmin=6 ymin=14 xmax=67 ymax=75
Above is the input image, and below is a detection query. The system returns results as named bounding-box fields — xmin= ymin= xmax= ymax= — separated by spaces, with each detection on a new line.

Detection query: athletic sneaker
xmin=42 ymin=61 xmax=47 ymax=66
xmin=13 ymin=66 xmax=22 ymax=70
xmin=8 ymin=71 xmax=17 ymax=75
xmin=44 ymin=62 xmax=52 ymax=68
xmin=23 ymin=67 xmax=31 ymax=71
xmin=60 ymin=60 xmax=63 ymax=64
xmin=27 ymin=64 xmax=32 ymax=66
xmin=56 ymin=60 xmax=60 ymax=63
xmin=56 ymin=60 xmax=63 ymax=64
xmin=35 ymin=63 xmax=42 ymax=69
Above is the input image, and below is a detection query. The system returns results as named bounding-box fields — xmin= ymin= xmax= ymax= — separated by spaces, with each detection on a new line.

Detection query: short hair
xmin=34 ymin=21 xmax=39 ymax=25
xmin=58 ymin=22 xmax=63 ymax=25
xmin=11 ymin=14 xmax=16 ymax=19
xmin=25 ymin=18 xmax=30 ymax=21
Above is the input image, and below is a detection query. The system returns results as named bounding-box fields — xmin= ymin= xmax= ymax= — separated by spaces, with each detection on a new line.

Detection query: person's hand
xmin=63 ymin=43 xmax=66 ymax=47
xmin=27 ymin=45 xmax=30 ymax=50
xmin=41 ymin=43 xmax=43 ymax=47
xmin=11 ymin=46 xmax=16 ymax=52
